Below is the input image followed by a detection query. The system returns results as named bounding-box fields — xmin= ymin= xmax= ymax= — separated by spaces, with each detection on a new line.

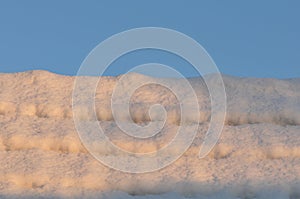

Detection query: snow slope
xmin=0 ymin=70 xmax=299 ymax=198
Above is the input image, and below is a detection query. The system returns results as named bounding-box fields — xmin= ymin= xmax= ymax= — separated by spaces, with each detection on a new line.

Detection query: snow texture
xmin=0 ymin=70 xmax=299 ymax=198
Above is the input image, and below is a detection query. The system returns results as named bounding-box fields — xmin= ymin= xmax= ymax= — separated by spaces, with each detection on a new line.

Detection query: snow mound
xmin=0 ymin=71 xmax=300 ymax=126
xmin=0 ymin=71 xmax=299 ymax=198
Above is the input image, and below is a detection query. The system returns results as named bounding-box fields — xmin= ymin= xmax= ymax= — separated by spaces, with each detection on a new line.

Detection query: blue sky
xmin=0 ymin=1 xmax=299 ymax=78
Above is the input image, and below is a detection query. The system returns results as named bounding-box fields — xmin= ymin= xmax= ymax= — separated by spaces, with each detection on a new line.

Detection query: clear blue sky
xmin=0 ymin=1 xmax=299 ymax=78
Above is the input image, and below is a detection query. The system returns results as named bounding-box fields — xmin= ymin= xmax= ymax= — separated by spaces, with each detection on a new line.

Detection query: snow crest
xmin=0 ymin=71 xmax=300 ymax=126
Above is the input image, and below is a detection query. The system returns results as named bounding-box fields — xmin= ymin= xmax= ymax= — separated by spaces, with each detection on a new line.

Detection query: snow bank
xmin=0 ymin=71 xmax=299 ymax=198
xmin=0 ymin=71 xmax=300 ymax=126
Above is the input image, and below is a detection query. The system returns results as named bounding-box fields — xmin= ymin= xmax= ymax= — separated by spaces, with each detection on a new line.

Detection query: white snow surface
xmin=0 ymin=70 xmax=299 ymax=198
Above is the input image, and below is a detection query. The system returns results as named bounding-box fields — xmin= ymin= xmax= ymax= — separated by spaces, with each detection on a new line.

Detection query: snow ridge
xmin=0 ymin=71 xmax=300 ymax=126
xmin=0 ymin=71 xmax=299 ymax=199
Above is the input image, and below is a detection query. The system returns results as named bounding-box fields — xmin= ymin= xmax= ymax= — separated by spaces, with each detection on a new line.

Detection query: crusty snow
xmin=0 ymin=70 xmax=299 ymax=198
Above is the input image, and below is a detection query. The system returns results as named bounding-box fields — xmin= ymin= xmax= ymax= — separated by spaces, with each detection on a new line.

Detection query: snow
xmin=0 ymin=70 xmax=299 ymax=198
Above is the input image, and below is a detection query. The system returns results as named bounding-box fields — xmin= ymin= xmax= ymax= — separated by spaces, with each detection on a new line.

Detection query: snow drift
xmin=1 ymin=70 xmax=300 ymax=125
xmin=0 ymin=70 xmax=299 ymax=198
